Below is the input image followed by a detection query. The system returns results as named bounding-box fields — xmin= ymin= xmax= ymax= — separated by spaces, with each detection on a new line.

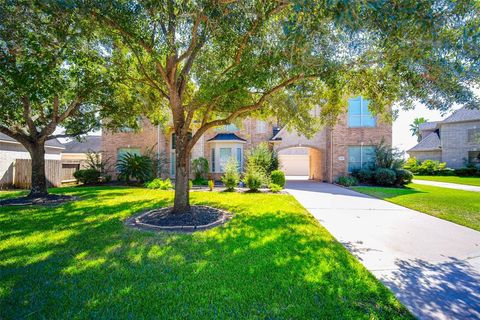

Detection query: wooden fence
xmin=14 ymin=159 xmax=62 ymax=188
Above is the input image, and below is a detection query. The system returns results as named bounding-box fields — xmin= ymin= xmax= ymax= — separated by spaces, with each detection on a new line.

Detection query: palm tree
xmin=410 ymin=117 xmax=428 ymax=142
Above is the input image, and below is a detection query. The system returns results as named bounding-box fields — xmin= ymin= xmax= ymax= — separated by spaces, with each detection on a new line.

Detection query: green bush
xmin=191 ymin=157 xmax=209 ymax=180
xmin=436 ymin=168 xmax=455 ymax=176
xmin=244 ymin=170 xmax=264 ymax=191
xmin=208 ymin=179 xmax=214 ymax=191
xmin=269 ymin=183 xmax=282 ymax=193
xmin=73 ymin=169 xmax=101 ymax=185
xmin=192 ymin=178 xmax=208 ymax=186
xmin=394 ymin=169 xmax=413 ymax=186
xmin=403 ymin=157 xmax=419 ymax=173
xmin=455 ymin=167 xmax=477 ymax=176
xmin=270 ymin=170 xmax=286 ymax=187
xmin=373 ymin=140 xmax=404 ymax=170
xmin=221 ymin=158 xmax=240 ymax=191
xmin=336 ymin=175 xmax=358 ymax=187
xmin=416 ymin=159 xmax=446 ymax=175
xmin=116 ymin=152 xmax=153 ymax=182
xmin=374 ymin=168 xmax=397 ymax=186
xmin=248 ymin=142 xmax=277 ymax=174
xmin=145 ymin=178 xmax=173 ymax=190
xmin=354 ymin=168 xmax=374 ymax=183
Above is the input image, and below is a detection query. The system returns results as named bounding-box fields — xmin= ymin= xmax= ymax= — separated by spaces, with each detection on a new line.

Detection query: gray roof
xmin=207 ymin=133 xmax=247 ymax=142
xmin=419 ymin=121 xmax=439 ymax=131
xmin=64 ymin=135 xmax=102 ymax=153
xmin=0 ymin=133 xmax=65 ymax=149
xmin=442 ymin=107 xmax=480 ymax=124
xmin=408 ymin=132 xmax=442 ymax=152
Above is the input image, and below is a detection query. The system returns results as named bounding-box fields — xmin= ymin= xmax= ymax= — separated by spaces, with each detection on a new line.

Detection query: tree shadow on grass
xmin=1 ymin=187 xmax=413 ymax=319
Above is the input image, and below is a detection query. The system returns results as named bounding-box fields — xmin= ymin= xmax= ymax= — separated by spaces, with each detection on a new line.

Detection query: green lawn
xmin=0 ymin=187 xmax=411 ymax=319
xmin=414 ymin=175 xmax=480 ymax=187
xmin=352 ymin=183 xmax=480 ymax=231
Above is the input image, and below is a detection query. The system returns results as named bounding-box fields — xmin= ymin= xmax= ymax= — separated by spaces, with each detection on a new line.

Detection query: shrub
xmin=436 ymin=168 xmax=455 ymax=176
xmin=269 ymin=183 xmax=282 ymax=193
xmin=415 ymin=159 xmax=447 ymax=175
xmin=270 ymin=170 xmax=286 ymax=187
xmin=208 ymin=179 xmax=214 ymax=191
xmin=73 ymin=169 xmax=101 ymax=185
xmin=145 ymin=178 xmax=173 ymax=190
xmin=336 ymin=175 xmax=358 ymax=187
xmin=455 ymin=167 xmax=477 ymax=177
xmin=374 ymin=168 xmax=397 ymax=186
xmin=191 ymin=157 xmax=209 ymax=180
xmin=403 ymin=157 xmax=419 ymax=173
xmin=243 ymin=170 xmax=264 ymax=191
xmin=221 ymin=158 xmax=240 ymax=191
xmin=189 ymin=180 xmax=193 ymax=189
xmin=394 ymin=169 xmax=413 ymax=186
xmin=373 ymin=140 xmax=405 ymax=170
xmin=248 ymin=142 xmax=277 ymax=174
xmin=192 ymin=178 xmax=208 ymax=186
xmin=116 ymin=152 xmax=153 ymax=182
xmin=354 ymin=168 xmax=374 ymax=183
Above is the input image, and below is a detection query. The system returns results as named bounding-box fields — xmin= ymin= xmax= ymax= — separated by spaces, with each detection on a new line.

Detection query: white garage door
xmin=278 ymin=154 xmax=309 ymax=176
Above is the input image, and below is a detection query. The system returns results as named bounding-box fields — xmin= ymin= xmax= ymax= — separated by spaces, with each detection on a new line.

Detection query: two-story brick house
xmin=408 ymin=107 xmax=480 ymax=168
xmin=102 ymin=96 xmax=392 ymax=182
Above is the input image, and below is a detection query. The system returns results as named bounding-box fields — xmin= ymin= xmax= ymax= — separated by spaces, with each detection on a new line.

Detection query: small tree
xmin=373 ymin=140 xmax=405 ymax=170
xmin=221 ymin=158 xmax=240 ymax=191
xmin=410 ymin=118 xmax=428 ymax=142
xmin=0 ymin=2 xmax=114 ymax=198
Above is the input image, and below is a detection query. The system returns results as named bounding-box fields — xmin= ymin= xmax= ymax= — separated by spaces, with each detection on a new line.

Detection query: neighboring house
xmin=102 ymin=96 xmax=391 ymax=182
xmin=408 ymin=107 xmax=480 ymax=168
xmin=0 ymin=133 xmax=65 ymax=189
xmin=61 ymin=135 xmax=103 ymax=182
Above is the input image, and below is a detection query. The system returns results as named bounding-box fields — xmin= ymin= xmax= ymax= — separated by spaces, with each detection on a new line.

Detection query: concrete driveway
xmin=285 ymin=180 xmax=480 ymax=320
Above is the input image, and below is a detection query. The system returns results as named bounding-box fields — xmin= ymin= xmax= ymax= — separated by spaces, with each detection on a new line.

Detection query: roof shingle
xmin=408 ymin=132 xmax=441 ymax=152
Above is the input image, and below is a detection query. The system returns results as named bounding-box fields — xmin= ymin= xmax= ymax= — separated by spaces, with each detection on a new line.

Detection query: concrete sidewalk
xmin=285 ymin=180 xmax=480 ymax=320
xmin=413 ymin=179 xmax=480 ymax=192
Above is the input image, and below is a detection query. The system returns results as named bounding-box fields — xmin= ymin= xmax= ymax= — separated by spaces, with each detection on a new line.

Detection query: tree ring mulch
xmin=125 ymin=205 xmax=232 ymax=232
xmin=0 ymin=194 xmax=77 ymax=207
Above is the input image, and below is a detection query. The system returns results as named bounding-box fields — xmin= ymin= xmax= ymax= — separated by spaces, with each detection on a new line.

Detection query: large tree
xmin=91 ymin=0 xmax=479 ymax=213
xmin=0 ymin=1 xmax=114 ymax=198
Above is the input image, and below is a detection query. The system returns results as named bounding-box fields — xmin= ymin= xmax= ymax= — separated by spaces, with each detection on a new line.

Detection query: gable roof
xmin=0 ymin=133 xmax=65 ymax=149
xmin=408 ymin=132 xmax=441 ymax=152
xmin=419 ymin=121 xmax=439 ymax=131
xmin=442 ymin=107 xmax=480 ymax=124
xmin=64 ymin=135 xmax=102 ymax=153
xmin=207 ymin=133 xmax=247 ymax=142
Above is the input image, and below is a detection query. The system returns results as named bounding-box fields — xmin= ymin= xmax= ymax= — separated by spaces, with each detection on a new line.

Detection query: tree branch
xmin=21 ymin=96 xmax=37 ymax=135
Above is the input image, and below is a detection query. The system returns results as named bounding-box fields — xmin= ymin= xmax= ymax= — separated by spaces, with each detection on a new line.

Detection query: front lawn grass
xmin=414 ymin=175 xmax=480 ymax=187
xmin=352 ymin=184 xmax=480 ymax=231
xmin=0 ymin=186 xmax=411 ymax=319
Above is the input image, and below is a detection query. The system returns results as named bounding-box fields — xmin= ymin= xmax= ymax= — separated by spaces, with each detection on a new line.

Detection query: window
xmin=257 ymin=120 xmax=267 ymax=134
xmin=467 ymin=128 xmax=480 ymax=143
xmin=118 ymin=148 xmax=141 ymax=160
xmin=468 ymin=151 xmax=480 ymax=164
xmin=236 ymin=147 xmax=243 ymax=171
xmin=348 ymin=146 xmax=375 ymax=172
xmin=211 ymin=148 xmax=216 ymax=172
xmin=348 ymin=97 xmax=376 ymax=128
xmin=215 ymin=124 xmax=238 ymax=132
xmin=219 ymin=148 xmax=232 ymax=172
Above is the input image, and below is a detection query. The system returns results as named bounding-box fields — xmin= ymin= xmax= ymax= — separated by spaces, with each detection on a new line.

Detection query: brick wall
xmin=325 ymin=112 xmax=392 ymax=182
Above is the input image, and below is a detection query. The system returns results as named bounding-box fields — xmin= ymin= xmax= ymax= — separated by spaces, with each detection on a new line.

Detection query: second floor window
xmin=348 ymin=97 xmax=376 ymax=128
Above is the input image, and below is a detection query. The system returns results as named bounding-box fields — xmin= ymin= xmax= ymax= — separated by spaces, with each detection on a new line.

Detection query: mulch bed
xmin=126 ymin=205 xmax=232 ymax=232
xmin=0 ymin=194 xmax=77 ymax=207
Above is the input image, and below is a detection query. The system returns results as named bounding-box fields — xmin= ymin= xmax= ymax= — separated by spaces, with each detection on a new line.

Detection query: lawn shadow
xmin=1 ymin=186 xmax=412 ymax=319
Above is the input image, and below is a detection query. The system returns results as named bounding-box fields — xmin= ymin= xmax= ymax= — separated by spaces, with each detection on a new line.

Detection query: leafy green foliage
xmin=394 ymin=169 xmax=413 ymax=186
xmin=116 ymin=153 xmax=153 ymax=183
xmin=73 ymin=169 xmax=101 ymax=185
xmin=270 ymin=170 xmax=286 ymax=188
xmin=248 ymin=143 xmax=277 ymax=175
xmin=353 ymin=168 xmax=374 ymax=184
xmin=410 ymin=118 xmax=428 ymax=142
xmin=337 ymin=176 xmax=358 ymax=187
xmin=208 ymin=179 xmax=215 ymax=191
xmin=243 ymin=170 xmax=264 ymax=192
xmin=145 ymin=178 xmax=173 ymax=190
xmin=269 ymin=183 xmax=282 ymax=193
xmin=373 ymin=140 xmax=405 ymax=170
xmin=191 ymin=157 xmax=209 ymax=180
xmin=221 ymin=159 xmax=240 ymax=191
xmin=374 ymin=168 xmax=397 ymax=186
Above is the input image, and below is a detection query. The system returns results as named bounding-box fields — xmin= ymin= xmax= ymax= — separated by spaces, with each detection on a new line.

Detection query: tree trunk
xmin=27 ymin=142 xmax=48 ymax=198
xmin=173 ymin=146 xmax=191 ymax=213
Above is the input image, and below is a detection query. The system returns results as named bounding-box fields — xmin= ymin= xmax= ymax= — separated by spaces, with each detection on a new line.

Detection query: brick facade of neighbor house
xmin=408 ymin=107 xmax=480 ymax=168
xmin=102 ymin=96 xmax=392 ymax=182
